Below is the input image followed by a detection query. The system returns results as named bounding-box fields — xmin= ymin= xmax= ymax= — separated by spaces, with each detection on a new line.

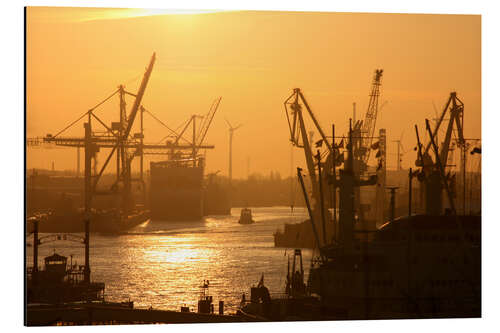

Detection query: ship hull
xmin=31 ymin=210 xmax=150 ymax=234
xmin=308 ymin=214 xmax=481 ymax=319
xmin=149 ymin=161 xmax=203 ymax=221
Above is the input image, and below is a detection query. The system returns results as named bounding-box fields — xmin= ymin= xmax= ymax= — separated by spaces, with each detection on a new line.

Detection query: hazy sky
xmin=26 ymin=7 xmax=481 ymax=178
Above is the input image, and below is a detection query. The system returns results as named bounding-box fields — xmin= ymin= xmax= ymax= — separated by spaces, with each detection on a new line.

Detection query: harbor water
xmin=27 ymin=206 xmax=312 ymax=314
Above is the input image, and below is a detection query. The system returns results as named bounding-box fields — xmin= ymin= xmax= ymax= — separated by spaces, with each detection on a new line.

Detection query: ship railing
xmin=240 ymin=292 xmax=292 ymax=306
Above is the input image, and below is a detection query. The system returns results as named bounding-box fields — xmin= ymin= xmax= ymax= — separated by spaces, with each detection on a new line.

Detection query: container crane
xmin=40 ymin=53 xmax=157 ymax=217
xmin=40 ymin=53 xmax=156 ymax=283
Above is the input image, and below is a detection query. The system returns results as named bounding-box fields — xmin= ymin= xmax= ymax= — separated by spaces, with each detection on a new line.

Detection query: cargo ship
xmin=149 ymin=157 xmax=204 ymax=221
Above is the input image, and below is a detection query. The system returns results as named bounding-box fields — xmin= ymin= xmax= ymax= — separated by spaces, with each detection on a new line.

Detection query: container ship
xmin=149 ymin=157 xmax=231 ymax=221
xmin=149 ymin=158 xmax=204 ymax=221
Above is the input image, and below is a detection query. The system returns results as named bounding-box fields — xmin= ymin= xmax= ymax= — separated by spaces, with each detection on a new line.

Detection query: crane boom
xmin=197 ymin=97 xmax=222 ymax=147
xmin=124 ymin=52 xmax=156 ymax=139
xmin=422 ymin=92 xmax=465 ymax=166
xmin=417 ymin=92 xmax=464 ymax=168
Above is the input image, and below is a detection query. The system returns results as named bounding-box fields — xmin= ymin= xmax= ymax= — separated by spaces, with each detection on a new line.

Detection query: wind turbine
xmin=225 ymin=118 xmax=242 ymax=183
xmin=392 ymin=130 xmax=406 ymax=171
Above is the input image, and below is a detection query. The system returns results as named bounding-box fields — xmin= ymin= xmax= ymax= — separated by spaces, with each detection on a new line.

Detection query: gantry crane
xmin=37 ymin=54 xmax=218 ymax=215
xmin=163 ymin=97 xmax=221 ymax=166
xmin=41 ymin=53 xmax=157 ymax=217
xmin=30 ymin=53 xmax=156 ymax=284
xmin=28 ymin=53 xmax=220 ymax=283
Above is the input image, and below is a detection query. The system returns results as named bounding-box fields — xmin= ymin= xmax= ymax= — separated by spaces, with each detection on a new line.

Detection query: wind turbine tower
xmin=226 ymin=118 xmax=242 ymax=183
xmin=392 ymin=131 xmax=406 ymax=171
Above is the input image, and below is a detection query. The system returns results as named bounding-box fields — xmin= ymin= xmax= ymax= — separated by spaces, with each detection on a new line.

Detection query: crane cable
xmin=144 ymin=108 xmax=192 ymax=145
xmin=156 ymin=117 xmax=191 ymax=144
xmin=52 ymin=88 xmax=119 ymax=138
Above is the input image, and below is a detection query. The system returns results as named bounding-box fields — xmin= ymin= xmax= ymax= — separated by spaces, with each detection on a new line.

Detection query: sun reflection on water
xmin=27 ymin=207 xmax=310 ymax=313
xmin=141 ymin=236 xmax=216 ymax=264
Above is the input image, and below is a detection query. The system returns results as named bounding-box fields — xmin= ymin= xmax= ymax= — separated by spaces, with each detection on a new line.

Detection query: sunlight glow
xmin=80 ymin=8 xmax=226 ymax=22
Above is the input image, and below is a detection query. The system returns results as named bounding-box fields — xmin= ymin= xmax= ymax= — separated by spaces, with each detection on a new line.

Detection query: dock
xmin=27 ymin=303 xmax=253 ymax=326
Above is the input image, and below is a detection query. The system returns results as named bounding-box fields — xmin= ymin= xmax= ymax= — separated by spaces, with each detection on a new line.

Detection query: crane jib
xmin=124 ymin=53 xmax=156 ymax=139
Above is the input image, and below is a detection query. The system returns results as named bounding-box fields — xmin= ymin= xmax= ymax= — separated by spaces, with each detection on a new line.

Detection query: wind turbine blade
xmin=234 ymin=124 xmax=243 ymax=131
xmin=400 ymin=142 xmax=406 ymax=154
xmin=224 ymin=117 xmax=232 ymax=129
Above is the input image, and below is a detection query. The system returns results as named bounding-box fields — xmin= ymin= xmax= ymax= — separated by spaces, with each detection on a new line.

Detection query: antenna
xmin=432 ymin=100 xmax=440 ymax=144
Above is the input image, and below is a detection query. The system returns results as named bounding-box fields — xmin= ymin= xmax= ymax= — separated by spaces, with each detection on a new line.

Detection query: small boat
xmin=238 ymin=208 xmax=255 ymax=225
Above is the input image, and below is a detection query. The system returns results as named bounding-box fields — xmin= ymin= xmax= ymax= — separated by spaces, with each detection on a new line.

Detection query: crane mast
xmin=360 ymin=69 xmax=384 ymax=171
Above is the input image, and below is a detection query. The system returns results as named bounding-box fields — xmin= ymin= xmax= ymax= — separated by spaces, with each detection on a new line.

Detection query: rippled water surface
xmin=27 ymin=207 xmax=313 ymax=313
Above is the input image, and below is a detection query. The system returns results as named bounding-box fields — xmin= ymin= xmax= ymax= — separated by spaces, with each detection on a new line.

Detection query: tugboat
xmin=238 ymin=208 xmax=255 ymax=224
xmin=26 ymin=215 xmax=106 ymax=304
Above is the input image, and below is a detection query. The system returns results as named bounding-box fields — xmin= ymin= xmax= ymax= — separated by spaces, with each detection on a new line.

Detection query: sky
xmin=26 ymin=7 xmax=481 ymax=178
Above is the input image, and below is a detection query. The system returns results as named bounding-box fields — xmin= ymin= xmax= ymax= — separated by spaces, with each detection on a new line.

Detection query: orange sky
xmin=26 ymin=7 xmax=481 ymax=178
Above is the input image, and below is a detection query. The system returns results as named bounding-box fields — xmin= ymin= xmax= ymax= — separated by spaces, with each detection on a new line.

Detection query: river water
xmin=27 ymin=206 xmax=313 ymax=314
